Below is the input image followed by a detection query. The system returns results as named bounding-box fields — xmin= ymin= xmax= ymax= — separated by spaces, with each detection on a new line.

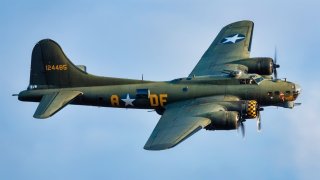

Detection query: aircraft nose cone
xmin=293 ymin=83 xmax=301 ymax=100
xmin=295 ymin=83 xmax=301 ymax=94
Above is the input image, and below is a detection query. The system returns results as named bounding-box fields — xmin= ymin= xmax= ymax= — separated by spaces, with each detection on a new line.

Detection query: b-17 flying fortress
xmin=16 ymin=20 xmax=301 ymax=150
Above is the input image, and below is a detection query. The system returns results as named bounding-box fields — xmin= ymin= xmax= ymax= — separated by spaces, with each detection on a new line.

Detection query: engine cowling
xmin=205 ymin=111 xmax=239 ymax=130
xmin=232 ymin=57 xmax=274 ymax=75
xmin=204 ymin=100 xmax=259 ymax=131
xmin=243 ymin=100 xmax=258 ymax=119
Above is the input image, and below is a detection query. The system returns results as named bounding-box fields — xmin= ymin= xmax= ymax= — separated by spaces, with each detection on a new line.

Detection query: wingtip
xmin=143 ymin=143 xmax=174 ymax=151
xmin=33 ymin=113 xmax=49 ymax=119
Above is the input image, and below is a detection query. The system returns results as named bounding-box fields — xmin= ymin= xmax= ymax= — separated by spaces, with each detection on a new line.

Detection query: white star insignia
xmin=221 ymin=34 xmax=245 ymax=44
xmin=121 ymin=94 xmax=135 ymax=107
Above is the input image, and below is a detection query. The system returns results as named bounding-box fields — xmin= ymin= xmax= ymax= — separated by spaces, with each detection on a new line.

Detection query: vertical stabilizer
xmin=28 ymin=39 xmax=145 ymax=89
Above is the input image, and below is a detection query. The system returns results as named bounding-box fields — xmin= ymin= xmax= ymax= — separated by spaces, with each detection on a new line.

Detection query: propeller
xmin=256 ymin=106 xmax=264 ymax=132
xmin=273 ymin=48 xmax=280 ymax=79
xmin=237 ymin=117 xmax=246 ymax=138
xmin=237 ymin=102 xmax=264 ymax=137
xmin=257 ymin=111 xmax=261 ymax=132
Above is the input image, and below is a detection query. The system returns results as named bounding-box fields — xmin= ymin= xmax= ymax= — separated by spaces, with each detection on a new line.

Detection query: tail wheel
xmin=247 ymin=100 xmax=258 ymax=118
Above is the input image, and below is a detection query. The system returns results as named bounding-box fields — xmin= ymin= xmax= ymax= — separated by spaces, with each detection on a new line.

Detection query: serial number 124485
xmin=45 ymin=64 xmax=68 ymax=71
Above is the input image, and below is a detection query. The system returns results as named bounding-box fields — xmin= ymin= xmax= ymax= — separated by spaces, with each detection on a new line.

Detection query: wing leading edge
xmin=189 ymin=20 xmax=254 ymax=76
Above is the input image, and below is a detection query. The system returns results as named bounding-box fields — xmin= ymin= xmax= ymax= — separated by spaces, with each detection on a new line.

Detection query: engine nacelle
xmin=232 ymin=57 xmax=274 ymax=75
xmin=205 ymin=111 xmax=239 ymax=130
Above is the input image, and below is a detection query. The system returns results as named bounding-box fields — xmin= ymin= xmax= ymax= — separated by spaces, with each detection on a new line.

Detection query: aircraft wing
xmin=33 ymin=90 xmax=83 ymax=119
xmin=144 ymin=99 xmax=227 ymax=150
xmin=189 ymin=20 xmax=254 ymax=76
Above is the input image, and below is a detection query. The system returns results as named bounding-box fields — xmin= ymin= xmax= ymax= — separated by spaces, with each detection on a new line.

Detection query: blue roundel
xmin=220 ymin=34 xmax=245 ymax=44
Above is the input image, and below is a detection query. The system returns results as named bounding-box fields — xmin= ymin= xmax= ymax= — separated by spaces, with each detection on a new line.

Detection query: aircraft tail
xmin=29 ymin=39 xmax=143 ymax=89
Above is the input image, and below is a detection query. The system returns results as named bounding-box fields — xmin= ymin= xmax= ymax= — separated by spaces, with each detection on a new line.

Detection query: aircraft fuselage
xmin=18 ymin=77 xmax=298 ymax=111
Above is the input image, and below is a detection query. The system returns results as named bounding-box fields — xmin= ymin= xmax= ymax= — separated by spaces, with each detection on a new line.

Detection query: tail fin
xmin=29 ymin=39 xmax=143 ymax=89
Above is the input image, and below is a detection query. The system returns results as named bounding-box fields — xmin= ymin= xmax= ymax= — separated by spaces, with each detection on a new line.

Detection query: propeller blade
xmin=273 ymin=47 xmax=280 ymax=79
xmin=256 ymin=104 xmax=262 ymax=132
xmin=237 ymin=118 xmax=245 ymax=138
xmin=274 ymin=47 xmax=277 ymax=65
xmin=257 ymin=112 xmax=261 ymax=132
xmin=240 ymin=122 xmax=245 ymax=138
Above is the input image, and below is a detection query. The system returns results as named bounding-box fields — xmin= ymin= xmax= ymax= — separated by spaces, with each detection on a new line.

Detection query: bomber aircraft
xmin=16 ymin=20 xmax=301 ymax=150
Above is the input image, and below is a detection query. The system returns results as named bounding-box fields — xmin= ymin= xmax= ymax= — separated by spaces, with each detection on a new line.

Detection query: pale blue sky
xmin=1 ymin=0 xmax=320 ymax=179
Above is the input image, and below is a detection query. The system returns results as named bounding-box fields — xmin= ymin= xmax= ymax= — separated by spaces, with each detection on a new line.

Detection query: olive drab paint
xmin=110 ymin=94 xmax=168 ymax=107
xmin=17 ymin=20 xmax=301 ymax=150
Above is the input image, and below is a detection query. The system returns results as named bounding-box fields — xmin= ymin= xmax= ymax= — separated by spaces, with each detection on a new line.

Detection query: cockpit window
xmin=239 ymin=78 xmax=256 ymax=85
xmin=253 ymin=77 xmax=264 ymax=84
xmin=27 ymin=85 xmax=38 ymax=90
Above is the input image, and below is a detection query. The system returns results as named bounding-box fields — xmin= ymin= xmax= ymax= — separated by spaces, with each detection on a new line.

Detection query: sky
xmin=1 ymin=0 xmax=320 ymax=179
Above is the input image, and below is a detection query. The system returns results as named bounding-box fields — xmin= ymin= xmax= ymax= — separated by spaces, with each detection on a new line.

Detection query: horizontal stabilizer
xmin=34 ymin=91 xmax=83 ymax=119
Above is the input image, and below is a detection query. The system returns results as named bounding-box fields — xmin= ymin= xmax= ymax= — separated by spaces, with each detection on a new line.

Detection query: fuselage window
xmin=182 ymin=87 xmax=188 ymax=92
xmin=136 ymin=89 xmax=150 ymax=99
